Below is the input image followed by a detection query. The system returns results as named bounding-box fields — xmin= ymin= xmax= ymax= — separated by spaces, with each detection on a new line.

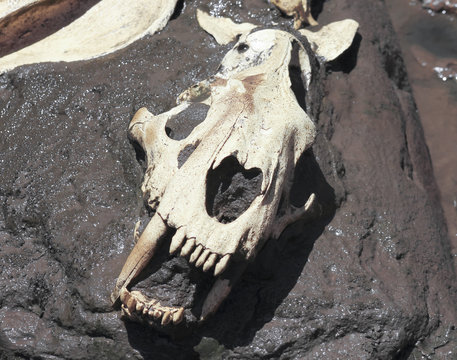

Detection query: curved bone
xmin=0 ymin=0 xmax=178 ymax=74
xmin=299 ymin=19 xmax=359 ymax=62
xmin=196 ymin=9 xmax=257 ymax=45
xmin=111 ymin=214 xmax=168 ymax=303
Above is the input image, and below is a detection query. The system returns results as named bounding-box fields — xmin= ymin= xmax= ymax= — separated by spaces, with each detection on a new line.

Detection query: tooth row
xmin=120 ymin=288 xmax=184 ymax=325
xmin=169 ymin=230 xmax=232 ymax=276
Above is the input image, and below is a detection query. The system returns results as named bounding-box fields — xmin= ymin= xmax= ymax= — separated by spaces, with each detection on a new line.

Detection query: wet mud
xmin=0 ymin=0 xmax=456 ymax=359
xmin=386 ymin=0 xmax=457 ymax=271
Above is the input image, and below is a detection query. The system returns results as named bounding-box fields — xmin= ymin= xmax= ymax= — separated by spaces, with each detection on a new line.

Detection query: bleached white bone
xmin=0 ymin=0 xmax=178 ymax=74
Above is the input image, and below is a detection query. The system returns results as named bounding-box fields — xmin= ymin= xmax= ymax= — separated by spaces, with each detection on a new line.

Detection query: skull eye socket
xmin=206 ymin=156 xmax=262 ymax=224
xmin=236 ymin=43 xmax=249 ymax=53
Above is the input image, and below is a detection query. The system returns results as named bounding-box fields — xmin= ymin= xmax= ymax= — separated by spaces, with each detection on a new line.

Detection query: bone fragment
xmin=195 ymin=249 xmax=211 ymax=268
xmin=0 ymin=0 xmax=178 ymax=74
xmin=203 ymin=253 xmax=218 ymax=272
xmin=169 ymin=227 xmax=186 ymax=255
xmin=299 ymin=19 xmax=359 ymax=62
xmin=196 ymin=9 xmax=257 ymax=45
xmin=189 ymin=244 xmax=204 ymax=264
xmin=111 ymin=214 xmax=168 ymax=303
xmin=180 ymin=238 xmax=196 ymax=258
xmin=271 ymin=0 xmax=317 ymax=29
xmin=214 ymin=254 xmax=231 ymax=277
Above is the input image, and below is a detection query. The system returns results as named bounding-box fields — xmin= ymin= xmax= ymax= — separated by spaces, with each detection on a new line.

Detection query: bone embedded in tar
xmin=0 ymin=0 xmax=179 ymax=74
xmin=271 ymin=0 xmax=318 ymax=28
xmin=112 ymin=14 xmax=359 ymax=326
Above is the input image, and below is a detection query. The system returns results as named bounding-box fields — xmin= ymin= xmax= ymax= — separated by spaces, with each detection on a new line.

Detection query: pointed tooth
xmin=200 ymin=278 xmax=232 ymax=322
xmin=161 ymin=311 xmax=172 ymax=325
xmin=173 ymin=308 xmax=184 ymax=324
xmin=148 ymin=308 xmax=155 ymax=317
xmin=214 ymin=254 xmax=231 ymax=277
xmin=189 ymin=245 xmax=203 ymax=264
xmin=143 ymin=307 xmax=149 ymax=316
xmin=180 ymin=238 xmax=196 ymax=257
xmin=203 ymin=253 xmax=218 ymax=272
xmin=111 ymin=214 xmax=167 ymax=303
xmin=170 ymin=228 xmax=186 ymax=255
xmin=195 ymin=249 xmax=210 ymax=267
xmin=153 ymin=309 xmax=162 ymax=320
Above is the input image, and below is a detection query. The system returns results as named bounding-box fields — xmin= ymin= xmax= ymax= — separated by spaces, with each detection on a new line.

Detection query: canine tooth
xmin=170 ymin=228 xmax=186 ymax=254
xmin=189 ymin=245 xmax=203 ymax=264
xmin=180 ymin=238 xmax=196 ymax=257
xmin=173 ymin=307 xmax=184 ymax=324
xmin=161 ymin=311 xmax=172 ymax=325
xmin=195 ymin=249 xmax=210 ymax=267
xmin=214 ymin=254 xmax=231 ymax=277
xmin=203 ymin=253 xmax=218 ymax=272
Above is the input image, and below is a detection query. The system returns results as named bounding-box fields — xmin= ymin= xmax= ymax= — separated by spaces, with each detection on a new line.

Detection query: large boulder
xmin=0 ymin=0 xmax=455 ymax=358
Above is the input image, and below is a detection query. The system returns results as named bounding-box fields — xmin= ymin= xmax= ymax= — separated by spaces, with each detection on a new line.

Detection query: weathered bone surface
xmin=111 ymin=11 xmax=359 ymax=325
xmin=271 ymin=0 xmax=318 ymax=28
xmin=0 ymin=0 xmax=178 ymax=74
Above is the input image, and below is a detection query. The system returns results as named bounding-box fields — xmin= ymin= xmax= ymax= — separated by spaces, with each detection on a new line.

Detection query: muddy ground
xmin=1 ymin=0 xmax=456 ymax=359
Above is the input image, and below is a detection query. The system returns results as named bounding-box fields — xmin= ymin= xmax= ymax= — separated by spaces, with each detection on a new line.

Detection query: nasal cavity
xmin=165 ymin=103 xmax=209 ymax=140
xmin=206 ymin=156 xmax=262 ymax=224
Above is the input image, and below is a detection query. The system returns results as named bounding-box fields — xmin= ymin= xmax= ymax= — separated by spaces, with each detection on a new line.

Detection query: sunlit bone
xmin=271 ymin=0 xmax=318 ymax=28
xmin=112 ymin=11 xmax=359 ymax=325
xmin=0 ymin=0 xmax=178 ymax=74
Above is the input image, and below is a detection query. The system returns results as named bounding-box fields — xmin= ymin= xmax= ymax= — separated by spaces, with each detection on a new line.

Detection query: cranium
xmin=111 ymin=11 xmax=359 ymax=326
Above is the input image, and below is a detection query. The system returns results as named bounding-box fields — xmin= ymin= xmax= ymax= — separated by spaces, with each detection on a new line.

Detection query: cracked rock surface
xmin=0 ymin=0 xmax=456 ymax=359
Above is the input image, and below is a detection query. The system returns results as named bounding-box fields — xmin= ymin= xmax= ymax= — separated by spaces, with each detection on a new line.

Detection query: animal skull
xmin=111 ymin=11 xmax=358 ymax=326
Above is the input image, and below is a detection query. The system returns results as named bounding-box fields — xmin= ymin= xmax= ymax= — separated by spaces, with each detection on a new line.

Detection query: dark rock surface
xmin=0 ymin=0 xmax=456 ymax=359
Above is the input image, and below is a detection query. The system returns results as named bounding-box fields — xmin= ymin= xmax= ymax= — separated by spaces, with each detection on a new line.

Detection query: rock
xmin=0 ymin=0 xmax=456 ymax=359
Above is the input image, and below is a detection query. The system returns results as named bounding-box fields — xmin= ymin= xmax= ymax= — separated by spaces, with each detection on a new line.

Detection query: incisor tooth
xmin=214 ymin=254 xmax=231 ymax=277
xmin=180 ymin=238 xmax=196 ymax=257
xmin=170 ymin=228 xmax=186 ymax=254
xmin=189 ymin=245 xmax=203 ymax=264
xmin=195 ymin=249 xmax=210 ymax=267
xmin=203 ymin=253 xmax=218 ymax=272
xmin=161 ymin=311 xmax=172 ymax=325
xmin=173 ymin=307 xmax=184 ymax=324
